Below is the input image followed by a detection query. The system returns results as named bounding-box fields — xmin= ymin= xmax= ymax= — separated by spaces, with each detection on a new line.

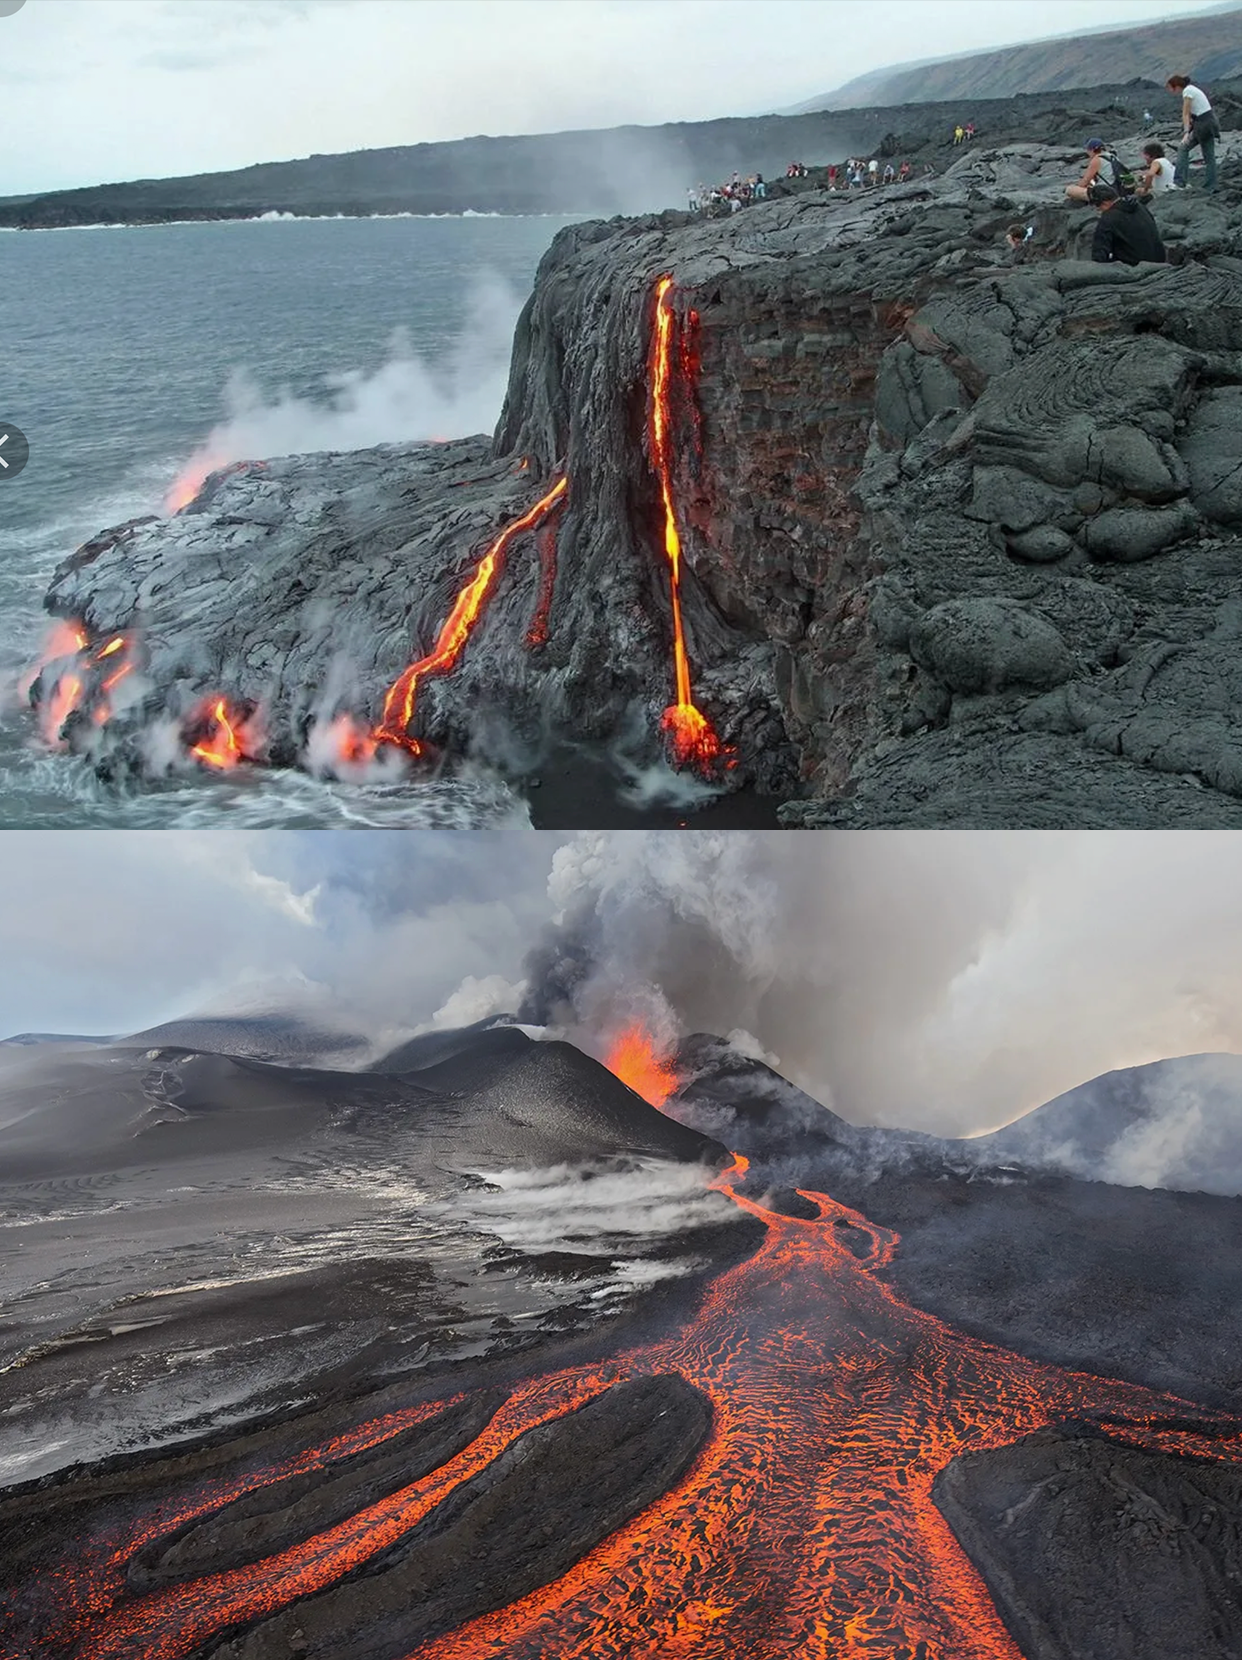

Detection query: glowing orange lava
xmin=603 ymin=1023 xmax=680 ymax=1107
xmin=189 ymin=698 xmax=246 ymax=770
xmin=371 ymin=476 xmax=568 ymax=754
xmin=26 ymin=1151 xmax=1242 ymax=1660
xmin=650 ymin=275 xmax=723 ymax=771
xmin=23 ymin=620 xmax=135 ymax=745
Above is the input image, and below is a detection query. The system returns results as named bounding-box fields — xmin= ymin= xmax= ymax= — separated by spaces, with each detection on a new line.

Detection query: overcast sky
xmin=6 ymin=829 xmax=1242 ymax=1139
xmin=0 ymin=0 xmax=1217 ymax=194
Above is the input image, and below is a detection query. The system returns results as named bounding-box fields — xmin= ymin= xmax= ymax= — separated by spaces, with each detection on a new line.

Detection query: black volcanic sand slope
xmin=0 ymin=1029 xmax=726 ymax=1180
xmin=936 ymin=1424 xmax=1242 ymax=1660
xmin=195 ymin=1376 xmax=709 ymax=1660
xmin=369 ymin=1028 xmax=726 ymax=1166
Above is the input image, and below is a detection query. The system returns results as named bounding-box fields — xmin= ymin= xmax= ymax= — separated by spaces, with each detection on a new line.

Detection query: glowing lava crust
xmin=20 ymin=1141 xmax=1242 ymax=1660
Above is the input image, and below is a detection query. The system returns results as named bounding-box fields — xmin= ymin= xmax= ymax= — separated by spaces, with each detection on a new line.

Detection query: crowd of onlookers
xmin=687 ymin=172 xmax=768 ymax=214
xmin=684 ymin=69 xmax=1225 ymax=270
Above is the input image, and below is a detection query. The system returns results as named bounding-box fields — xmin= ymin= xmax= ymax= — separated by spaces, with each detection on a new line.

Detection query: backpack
xmin=1103 ymin=148 xmax=1139 ymax=196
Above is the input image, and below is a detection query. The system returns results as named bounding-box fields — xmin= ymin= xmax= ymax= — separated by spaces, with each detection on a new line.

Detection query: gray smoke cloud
xmin=511 ymin=831 xmax=1242 ymax=1140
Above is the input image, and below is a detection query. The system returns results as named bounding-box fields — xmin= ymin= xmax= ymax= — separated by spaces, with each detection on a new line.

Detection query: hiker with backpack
xmin=1066 ymin=138 xmax=1136 ymax=204
xmin=1167 ymin=74 xmax=1220 ymax=191
xmin=1056 ymin=139 xmax=1122 ymax=204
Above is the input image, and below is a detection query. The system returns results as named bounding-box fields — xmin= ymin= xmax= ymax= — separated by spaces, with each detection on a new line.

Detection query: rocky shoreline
xmin=35 ymin=123 xmax=1242 ymax=825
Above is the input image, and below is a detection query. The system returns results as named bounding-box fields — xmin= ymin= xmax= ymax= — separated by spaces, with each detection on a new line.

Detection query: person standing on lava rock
xmin=1167 ymin=73 xmax=1220 ymax=190
xmin=1088 ymin=181 xmax=1168 ymax=265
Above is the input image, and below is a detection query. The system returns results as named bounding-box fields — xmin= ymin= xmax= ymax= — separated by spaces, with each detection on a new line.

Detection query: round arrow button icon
xmin=0 ymin=422 xmax=30 ymax=480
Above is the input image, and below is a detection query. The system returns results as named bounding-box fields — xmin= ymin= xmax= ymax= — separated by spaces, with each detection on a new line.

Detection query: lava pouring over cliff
xmin=15 ymin=1069 xmax=1242 ymax=1660
xmin=369 ymin=475 xmax=568 ymax=757
xmin=649 ymin=276 xmax=723 ymax=772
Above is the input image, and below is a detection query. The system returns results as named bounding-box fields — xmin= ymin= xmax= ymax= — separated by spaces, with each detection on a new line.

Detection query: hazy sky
xmin=6 ymin=828 xmax=1242 ymax=1140
xmin=0 ymin=0 xmax=1216 ymax=194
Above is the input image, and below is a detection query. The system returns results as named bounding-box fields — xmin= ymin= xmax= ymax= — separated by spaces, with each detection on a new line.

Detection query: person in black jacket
xmin=1088 ymin=182 xmax=1167 ymax=265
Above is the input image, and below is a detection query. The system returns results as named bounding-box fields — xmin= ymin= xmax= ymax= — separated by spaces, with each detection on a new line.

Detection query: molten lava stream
xmin=649 ymin=276 xmax=722 ymax=770
xmin=189 ymin=698 xmax=247 ymax=770
xmin=41 ymin=1137 xmax=1242 ymax=1660
xmin=372 ymin=476 xmax=567 ymax=753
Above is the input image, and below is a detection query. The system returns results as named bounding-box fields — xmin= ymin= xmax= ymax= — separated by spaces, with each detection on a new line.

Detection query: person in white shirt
xmin=1139 ymin=142 xmax=1177 ymax=196
xmin=1167 ymin=74 xmax=1219 ymax=190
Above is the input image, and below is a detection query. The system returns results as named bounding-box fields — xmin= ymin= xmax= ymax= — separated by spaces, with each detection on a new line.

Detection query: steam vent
xmin=24 ymin=122 xmax=1242 ymax=825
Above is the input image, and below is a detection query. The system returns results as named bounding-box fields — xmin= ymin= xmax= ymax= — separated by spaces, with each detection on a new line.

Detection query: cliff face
xmin=37 ymin=132 xmax=1242 ymax=823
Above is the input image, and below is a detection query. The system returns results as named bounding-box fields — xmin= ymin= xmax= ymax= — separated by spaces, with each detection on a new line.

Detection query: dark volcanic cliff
xmin=37 ymin=120 xmax=1242 ymax=824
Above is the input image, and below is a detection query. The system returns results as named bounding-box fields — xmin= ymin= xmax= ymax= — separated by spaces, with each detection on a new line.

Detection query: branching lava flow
xmin=21 ymin=1038 xmax=1242 ymax=1660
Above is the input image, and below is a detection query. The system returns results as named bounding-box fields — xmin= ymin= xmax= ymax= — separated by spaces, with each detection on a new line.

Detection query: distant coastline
xmin=0 ymin=76 xmax=1215 ymax=232
xmin=0 ymin=209 xmax=575 ymax=232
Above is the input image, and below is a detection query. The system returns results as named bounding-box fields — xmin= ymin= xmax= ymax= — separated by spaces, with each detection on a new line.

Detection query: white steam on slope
xmin=452 ymin=1161 xmax=737 ymax=1253
xmin=165 ymin=270 xmax=524 ymax=505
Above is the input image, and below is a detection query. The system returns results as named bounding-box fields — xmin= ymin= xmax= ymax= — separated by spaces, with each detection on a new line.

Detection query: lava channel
xmin=649 ymin=275 xmax=723 ymax=772
xmin=371 ymin=475 xmax=568 ymax=756
xmin=20 ymin=1129 xmax=1242 ymax=1660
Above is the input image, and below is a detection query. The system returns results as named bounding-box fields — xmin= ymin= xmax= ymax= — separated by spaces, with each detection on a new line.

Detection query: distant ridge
xmin=791 ymin=4 xmax=1242 ymax=111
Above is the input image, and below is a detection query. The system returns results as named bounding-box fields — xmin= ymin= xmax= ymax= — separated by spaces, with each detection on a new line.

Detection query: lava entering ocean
xmin=17 ymin=1132 xmax=1242 ymax=1660
xmin=649 ymin=276 xmax=723 ymax=773
xmin=370 ymin=476 xmax=568 ymax=757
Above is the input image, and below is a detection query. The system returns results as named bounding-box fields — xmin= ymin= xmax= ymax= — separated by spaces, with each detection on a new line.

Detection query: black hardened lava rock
xmin=936 ymin=1424 xmax=1242 ymax=1660
xmin=196 ymin=1374 xmax=711 ymax=1660
xmin=127 ymin=1392 xmax=507 ymax=1593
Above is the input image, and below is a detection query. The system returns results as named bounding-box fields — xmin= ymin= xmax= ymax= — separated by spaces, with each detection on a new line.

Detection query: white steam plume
xmin=165 ymin=270 xmax=525 ymax=509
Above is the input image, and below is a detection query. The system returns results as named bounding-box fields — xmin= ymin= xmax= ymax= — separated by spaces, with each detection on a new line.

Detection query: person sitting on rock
xmin=1167 ymin=74 xmax=1220 ymax=191
xmin=965 ymin=121 xmax=976 ymax=140
xmin=882 ymin=161 xmax=896 ymax=184
xmin=1138 ymin=142 xmax=1177 ymax=197
xmin=1066 ymin=138 xmax=1111 ymax=203
xmin=898 ymin=159 xmax=912 ymax=182
xmin=1088 ymin=181 xmax=1167 ymax=265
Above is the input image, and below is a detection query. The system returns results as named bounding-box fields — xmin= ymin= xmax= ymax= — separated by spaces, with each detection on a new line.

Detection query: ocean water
xmin=0 ymin=214 xmax=580 ymax=828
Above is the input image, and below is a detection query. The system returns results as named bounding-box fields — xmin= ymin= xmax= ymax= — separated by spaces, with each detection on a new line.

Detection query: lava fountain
xmin=371 ymin=476 xmax=568 ymax=756
xmin=649 ymin=276 xmax=723 ymax=772
xmin=603 ymin=1022 xmax=680 ymax=1107
xmin=18 ymin=1129 xmax=1242 ymax=1660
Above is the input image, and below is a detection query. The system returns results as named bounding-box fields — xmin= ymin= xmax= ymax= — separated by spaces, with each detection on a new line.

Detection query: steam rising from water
xmin=164 ymin=271 xmax=526 ymax=510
